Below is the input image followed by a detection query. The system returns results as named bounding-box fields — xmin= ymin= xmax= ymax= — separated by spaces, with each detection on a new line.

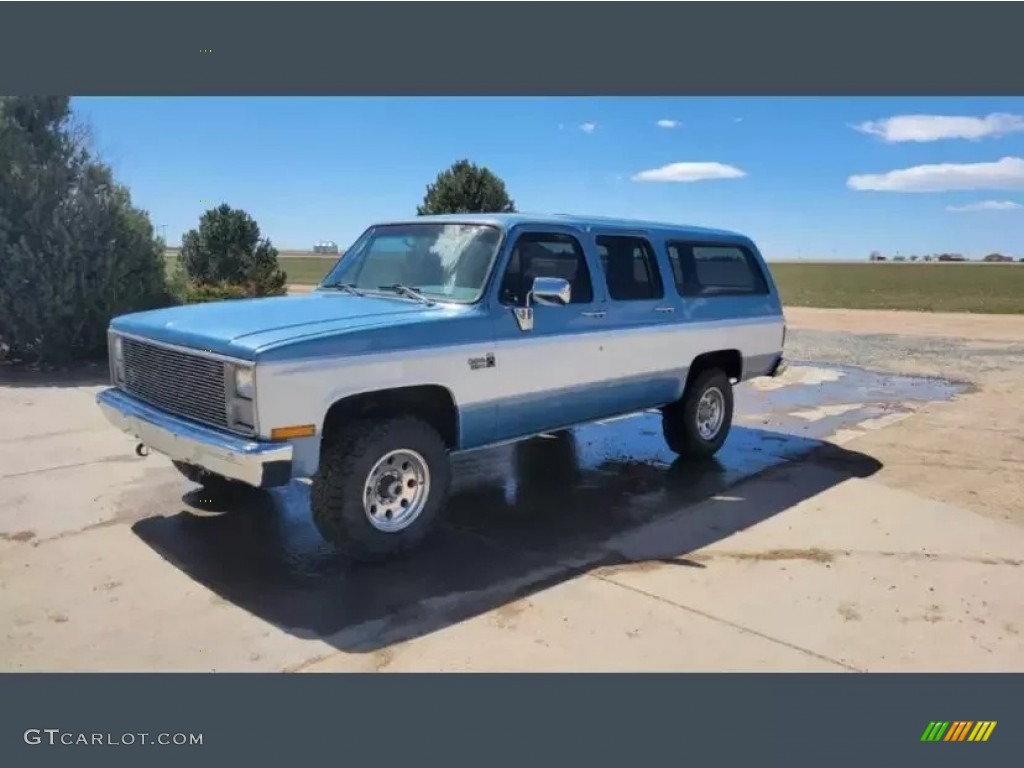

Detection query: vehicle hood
xmin=110 ymin=292 xmax=450 ymax=360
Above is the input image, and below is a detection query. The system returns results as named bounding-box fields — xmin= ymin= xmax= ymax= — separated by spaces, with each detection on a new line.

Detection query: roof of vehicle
xmin=371 ymin=212 xmax=749 ymax=241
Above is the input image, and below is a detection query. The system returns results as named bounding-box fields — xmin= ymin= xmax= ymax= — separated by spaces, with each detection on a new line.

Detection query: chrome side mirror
xmin=531 ymin=276 xmax=572 ymax=307
xmin=513 ymin=277 xmax=571 ymax=331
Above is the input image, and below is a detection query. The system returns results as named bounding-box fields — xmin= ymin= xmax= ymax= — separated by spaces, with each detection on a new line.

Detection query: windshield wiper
xmin=377 ymin=284 xmax=436 ymax=306
xmin=320 ymin=282 xmax=364 ymax=296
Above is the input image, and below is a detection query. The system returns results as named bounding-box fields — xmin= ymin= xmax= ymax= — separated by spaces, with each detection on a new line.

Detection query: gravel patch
xmin=786 ymin=329 xmax=1024 ymax=381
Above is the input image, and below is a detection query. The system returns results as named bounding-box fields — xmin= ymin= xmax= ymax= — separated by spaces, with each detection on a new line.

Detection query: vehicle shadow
xmin=131 ymin=417 xmax=883 ymax=654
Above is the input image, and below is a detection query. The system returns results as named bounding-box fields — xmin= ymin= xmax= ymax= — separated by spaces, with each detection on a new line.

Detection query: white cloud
xmin=656 ymin=119 xmax=681 ymax=129
xmin=854 ymin=113 xmax=1024 ymax=143
xmin=579 ymin=122 xmax=597 ymax=134
xmin=632 ymin=161 xmax=747 ymax=183
xmin=847 ymin=156 xmax=1024 ymax=192
xmin=946 ymin=200 xmax=1023 ymax=212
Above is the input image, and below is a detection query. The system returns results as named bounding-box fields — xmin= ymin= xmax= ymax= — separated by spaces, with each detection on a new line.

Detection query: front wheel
xmin=662 ymin=368 xmax=734 ymax=459
xmin=311 ymin=416 xmax=451 ymax=562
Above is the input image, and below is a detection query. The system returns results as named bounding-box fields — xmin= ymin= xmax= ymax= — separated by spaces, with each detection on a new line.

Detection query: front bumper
xmin=96 ymin=388 xmax=293 ymax=488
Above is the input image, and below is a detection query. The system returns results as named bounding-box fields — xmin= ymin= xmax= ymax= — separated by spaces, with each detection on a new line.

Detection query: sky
xmin=71 ymin=96 xmax=1024 ymax=260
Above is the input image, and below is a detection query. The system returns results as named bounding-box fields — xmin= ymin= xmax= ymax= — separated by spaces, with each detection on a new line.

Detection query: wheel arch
xmin=321 ymin=384 xmax=461 ymax=452
xmin=685 ymin=349 xmax=742 ymax=393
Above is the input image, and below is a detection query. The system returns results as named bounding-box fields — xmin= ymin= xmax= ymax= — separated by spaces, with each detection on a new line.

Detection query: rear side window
xmin=666 ymin=242 xmax=770 ymax=297
xmin=499 ymin=232 xmax=594 ymax=305
xmin=596 ymin=235 xmax=663 ymax=301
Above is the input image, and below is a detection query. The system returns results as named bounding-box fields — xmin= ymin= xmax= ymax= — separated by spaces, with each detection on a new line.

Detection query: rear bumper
xmin=95 ymin=388 xmax=293 ymax=488
xmin=769 ymin=355 xmax=789 ymax=377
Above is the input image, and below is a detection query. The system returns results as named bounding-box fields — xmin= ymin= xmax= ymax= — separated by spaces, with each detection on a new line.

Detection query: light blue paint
xmin=109 ymin=213 xmax=786 ymax=466
xmin=110 ymin=293 xmax=481 ymax=361
xmin=458 ymin=402 xmax=498 ymax=451
xmin=346 ymin=212 xmax=748 ymax=242
xmin=456 ymin=369 xmax=686 ymax=453
xmin=113 ymin=214 xmax=780 ymax=364
xmin=491 ymin=372 xmax=685 ymax=445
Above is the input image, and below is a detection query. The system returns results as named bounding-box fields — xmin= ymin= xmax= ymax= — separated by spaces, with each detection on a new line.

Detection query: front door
xmin=488 ymin=228 xmax=610 ymax=442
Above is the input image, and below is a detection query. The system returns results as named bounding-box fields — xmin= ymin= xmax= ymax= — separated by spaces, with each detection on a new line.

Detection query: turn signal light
xmin=270 ymin=424 xmax=316 ymax=441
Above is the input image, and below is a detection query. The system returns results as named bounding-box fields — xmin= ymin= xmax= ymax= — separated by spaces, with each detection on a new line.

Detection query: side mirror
xmin=512 ymin=277 xmax=571 ymax=332
xmin=530 ymin=276 xmax=572 ymax=307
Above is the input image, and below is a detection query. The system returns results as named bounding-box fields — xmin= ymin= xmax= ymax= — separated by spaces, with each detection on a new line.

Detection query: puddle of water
xmin=737 ymin=360 xmax=965 ymax=442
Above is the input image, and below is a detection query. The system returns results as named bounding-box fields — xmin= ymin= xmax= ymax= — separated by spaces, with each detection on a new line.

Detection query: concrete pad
xmin=300 ymin=574 xmax=846 ymax=673
xmin=598 ymin=469 xmax=1024 ymax=671
xmin=0 ymin=523 xmax=334 ymax=672
xmin=0 ymin=381 xmax=109 ymax=439
xmin=0 ymin=453 xmax=179 ymax=542
xmin=0 ymin=425 xmax=131 ymax=477
xmin=1 ymin=340 xmax=1015 ymax=673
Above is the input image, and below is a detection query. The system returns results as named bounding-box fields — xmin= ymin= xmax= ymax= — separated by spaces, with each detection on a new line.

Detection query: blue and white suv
xmin=98 ymin=213 xmax=787 ymax=561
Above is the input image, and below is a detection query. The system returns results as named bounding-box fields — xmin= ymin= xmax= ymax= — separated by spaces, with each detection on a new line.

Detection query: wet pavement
xmin=127 ymin=362 xmax=967 ymax=653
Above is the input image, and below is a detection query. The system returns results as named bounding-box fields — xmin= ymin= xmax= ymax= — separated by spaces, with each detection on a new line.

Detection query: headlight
xmin=233 ymin=367 xmax=255 ymax=400
xmin=113 ymin=335 xmax=123 ymax=361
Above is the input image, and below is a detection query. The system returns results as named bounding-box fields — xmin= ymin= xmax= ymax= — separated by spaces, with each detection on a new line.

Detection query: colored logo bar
xmin=921 ymin=721 xmax=997 ymax=742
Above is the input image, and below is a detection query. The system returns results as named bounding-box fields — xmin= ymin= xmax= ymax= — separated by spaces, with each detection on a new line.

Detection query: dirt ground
xmin=784 ymin=307 xmax=1024 ymax=526
xmin=1 ymin=307 xmax=1022 ymax=672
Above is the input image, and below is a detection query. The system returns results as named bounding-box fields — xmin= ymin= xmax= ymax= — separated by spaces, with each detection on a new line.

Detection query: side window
xmin=498 ymin=232 xmax=594 ymax=306
xmin=595 ymin=235 xmax=663 ymax=301
xmin=666 ymin=242 xmax=769 ymax=297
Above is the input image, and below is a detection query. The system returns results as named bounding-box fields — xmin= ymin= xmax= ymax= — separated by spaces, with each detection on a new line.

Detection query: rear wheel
xmin=311 ymin=416 xmax=451 ymax=562
xmin=662 ymin=368 xmax=734 ymax=459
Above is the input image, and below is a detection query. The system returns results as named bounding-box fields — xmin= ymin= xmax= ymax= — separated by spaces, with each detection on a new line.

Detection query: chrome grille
xmin=120 ymin=337 xmax=230 ymax=430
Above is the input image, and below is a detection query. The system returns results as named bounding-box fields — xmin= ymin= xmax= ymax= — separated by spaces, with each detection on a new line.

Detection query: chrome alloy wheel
xmin=362 ymin=449 xmax=431 ymax=532
xmin=696 ymin=386 xmax=726 ymax=441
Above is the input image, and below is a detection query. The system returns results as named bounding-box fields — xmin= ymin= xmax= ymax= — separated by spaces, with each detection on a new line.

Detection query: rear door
xmin=588 ymin=231 xmax=683 ymax=415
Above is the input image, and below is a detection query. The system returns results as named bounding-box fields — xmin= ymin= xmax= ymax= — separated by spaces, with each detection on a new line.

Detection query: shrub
xmin=0 ymin=96 xmax=171 ymax=366
xmin=179 ymin=204 xmax=287 ymax=297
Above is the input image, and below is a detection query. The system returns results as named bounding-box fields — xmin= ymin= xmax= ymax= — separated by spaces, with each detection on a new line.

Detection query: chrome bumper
xmin=95 ymin=388 xmax=293 ymax=488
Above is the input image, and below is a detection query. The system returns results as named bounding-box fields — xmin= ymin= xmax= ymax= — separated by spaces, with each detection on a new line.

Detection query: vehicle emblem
xmin=468 ymin=353 xmax=496 ymax=371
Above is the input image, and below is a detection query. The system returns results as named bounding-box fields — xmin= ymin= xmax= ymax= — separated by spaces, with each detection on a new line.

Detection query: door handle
xmin=654 ymin=306 xmax=675 ymax=314
xmin=581 ymin=310 xmax=606 ymax=319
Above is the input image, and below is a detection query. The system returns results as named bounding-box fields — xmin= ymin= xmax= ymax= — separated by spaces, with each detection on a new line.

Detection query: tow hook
xmin=135 ymin=442 xmax=150 ymax=458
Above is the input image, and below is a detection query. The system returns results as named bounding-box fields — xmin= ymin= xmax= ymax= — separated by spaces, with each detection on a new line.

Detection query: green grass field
xmin=276 ymin=256 xmax=338 ymax=285
xmin=165 ymin=252 xmax=1024 ymax=314
xmin=164 ymin=251 xmax=338 ymax=285
xmin=768 ymin=263 xmax=1024 ymax=314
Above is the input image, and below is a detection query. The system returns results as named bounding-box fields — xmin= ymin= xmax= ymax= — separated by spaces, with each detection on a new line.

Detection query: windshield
xmin=320 ymin=223 xmax=503 ymax=303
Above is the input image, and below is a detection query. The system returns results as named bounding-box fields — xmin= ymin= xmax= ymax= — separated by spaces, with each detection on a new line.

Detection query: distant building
xmin=982 ymin=253 xmax=1013 ymax=263
xmin=937 ymin=253 xmax=967 ymax=262
xmin=313 ymin=240 xmax=339 ymax=254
